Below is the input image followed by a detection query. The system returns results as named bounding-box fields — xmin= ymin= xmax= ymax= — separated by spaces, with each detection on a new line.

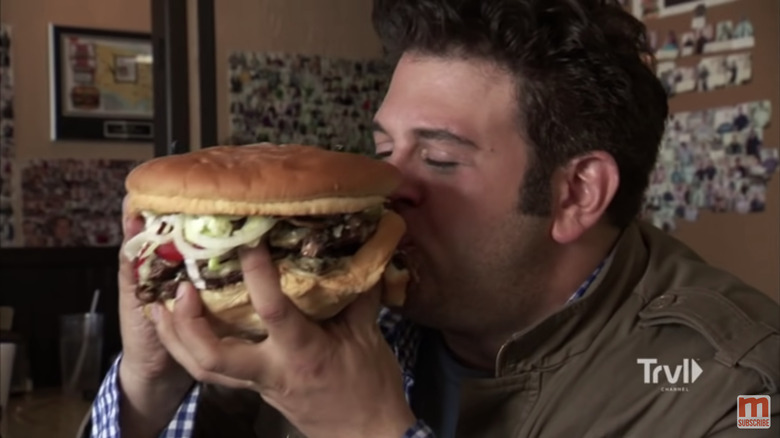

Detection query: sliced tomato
xmin=154 ymin=241 xmax=184 ymax=262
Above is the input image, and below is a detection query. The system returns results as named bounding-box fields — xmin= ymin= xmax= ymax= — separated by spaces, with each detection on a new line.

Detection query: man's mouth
xmin=395 ymin=235 xmax=423 ymax=283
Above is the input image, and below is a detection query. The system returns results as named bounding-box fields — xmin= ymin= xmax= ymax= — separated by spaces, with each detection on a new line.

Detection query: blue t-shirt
xmin=411 ymin=329 xmax=491 ymax=438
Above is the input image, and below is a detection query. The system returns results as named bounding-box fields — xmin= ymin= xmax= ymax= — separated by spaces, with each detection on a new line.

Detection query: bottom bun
xmin=150 ymin=210 xmax=407 ymax=338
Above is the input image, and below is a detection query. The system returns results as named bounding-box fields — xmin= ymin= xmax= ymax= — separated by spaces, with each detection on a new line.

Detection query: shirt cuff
xmin=91 ymin=353 xmax=201 ymax=438
xmin=402 ymin=419 xmax=436 ymax=438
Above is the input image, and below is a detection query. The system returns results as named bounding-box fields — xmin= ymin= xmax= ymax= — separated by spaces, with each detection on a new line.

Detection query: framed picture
xmin=49 ymin=25 xmax=154 ymax=142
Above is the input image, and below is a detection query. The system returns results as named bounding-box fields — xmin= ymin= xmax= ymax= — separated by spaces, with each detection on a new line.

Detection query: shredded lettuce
xmin=207 ymin=257 xmax=241 ymax=273
xmin=181 ymin=215 xmax=277 ymax=255
xmin=185 ymin=215 xmax=242 ymax=238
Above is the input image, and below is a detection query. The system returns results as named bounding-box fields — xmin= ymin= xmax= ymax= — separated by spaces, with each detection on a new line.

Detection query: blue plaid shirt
xmin=92 ymin=261 xmax=604 ymax=438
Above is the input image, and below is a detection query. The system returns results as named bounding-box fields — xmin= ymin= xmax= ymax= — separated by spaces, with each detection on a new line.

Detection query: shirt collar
xmin=566 ymin=248 xmax=615 ymax=304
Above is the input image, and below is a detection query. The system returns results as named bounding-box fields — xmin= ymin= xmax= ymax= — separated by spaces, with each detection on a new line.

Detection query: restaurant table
xmin=3 ymin=389 xmax=91 ymax=438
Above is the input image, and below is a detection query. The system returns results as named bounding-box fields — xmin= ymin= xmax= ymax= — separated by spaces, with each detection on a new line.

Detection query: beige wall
xmin=214 ymin=0 xmax=382 ymax=144
xmin=0 ymin=0 xmax=154 ymax=161
xmin=1 ymin=0 xmax=382 ymax=156
xmin=1 ymin=0 xmax=380 ymax=243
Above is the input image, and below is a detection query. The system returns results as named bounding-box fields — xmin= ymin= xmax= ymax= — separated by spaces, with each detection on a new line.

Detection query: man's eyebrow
xmin=414 ymin=128 xmax=477 ymax=149
xmin=372 ymin=121 xmax=477 ymax=149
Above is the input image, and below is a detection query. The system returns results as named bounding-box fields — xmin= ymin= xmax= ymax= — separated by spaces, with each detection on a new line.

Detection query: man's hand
xmin=151 ymin=244 xmax=417 ymax=438
xmin=117 ymin=199 xmax=193 ymax=438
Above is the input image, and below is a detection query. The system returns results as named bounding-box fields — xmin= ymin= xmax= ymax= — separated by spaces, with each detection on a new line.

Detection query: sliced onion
xmin=127 ymin=213 xmax=276 ymax=263
xmin=121 ymin=217 xmax=174 ymax=259
xmin=123 ymin=232 xmax=148 ymax=259
xmin=138 ymin=241 xmax=158 ymax=260
xmin=184 ymin=259 xmax=207 ymax=289
xmin=171 ymin=216 xmax=231 ymax=260
xmin=182 ymin=216 xmax=277 ymax=249
xmin=145 ymin=216 xmax=176 ymax=242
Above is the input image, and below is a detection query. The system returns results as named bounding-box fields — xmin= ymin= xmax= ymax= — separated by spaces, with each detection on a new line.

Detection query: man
xmin=93 ymin=0 xmax=779 ymax=437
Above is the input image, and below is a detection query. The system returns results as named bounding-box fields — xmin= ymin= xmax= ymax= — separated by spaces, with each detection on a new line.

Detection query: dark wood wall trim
xmin=151 ymin=0 xmax=191 ymax=157
xmin=198 ymin=0 xmax=218 ymax=148
xmin=0 ymin=247 xmax=119 ymax=266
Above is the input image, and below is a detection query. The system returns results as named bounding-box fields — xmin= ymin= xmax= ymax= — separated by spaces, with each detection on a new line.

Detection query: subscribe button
xmin=737 ymin=395 xmax=771 ymax=430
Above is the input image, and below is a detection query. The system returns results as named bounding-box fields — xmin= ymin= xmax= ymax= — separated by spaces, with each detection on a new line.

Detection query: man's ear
xmin=550 ymin=151 xmax=619 ymax=244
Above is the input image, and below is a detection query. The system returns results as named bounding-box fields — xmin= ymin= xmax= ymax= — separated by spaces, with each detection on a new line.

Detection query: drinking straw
xmin=66 ymin=289 xmax=101 ymax=392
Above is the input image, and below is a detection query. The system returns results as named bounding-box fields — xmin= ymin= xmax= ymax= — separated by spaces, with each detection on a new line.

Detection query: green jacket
xmin=192 ymin=221 xmax=779 ymax=437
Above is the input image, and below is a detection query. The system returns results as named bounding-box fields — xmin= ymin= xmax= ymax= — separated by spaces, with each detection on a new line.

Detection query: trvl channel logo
xmin=637 ymin=358 xmax=703 ymax=392
xmin=737 ymin=395 xmax=771 ymax=429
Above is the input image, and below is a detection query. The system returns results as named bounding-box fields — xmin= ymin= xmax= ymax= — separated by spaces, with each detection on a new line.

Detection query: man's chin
xmin=389 ymin=278 xmax=439 ymax=321
xmin=386 ymin=248 xmax=443 ymax=320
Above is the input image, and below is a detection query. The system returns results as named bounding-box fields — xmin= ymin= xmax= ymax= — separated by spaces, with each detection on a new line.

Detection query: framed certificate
xmin=50 ymin=25 xmax=154 ymax=142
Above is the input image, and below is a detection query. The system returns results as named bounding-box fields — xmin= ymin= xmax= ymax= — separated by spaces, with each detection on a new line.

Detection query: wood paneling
xmin=0 ymin=247 xmax=122 ymax=388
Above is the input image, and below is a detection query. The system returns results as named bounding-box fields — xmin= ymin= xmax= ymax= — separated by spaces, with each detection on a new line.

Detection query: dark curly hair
xmin=372 ymin=0 xmax=668 ymax=228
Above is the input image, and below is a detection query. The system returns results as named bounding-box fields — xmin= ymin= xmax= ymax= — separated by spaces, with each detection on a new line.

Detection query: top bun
xmin=126 ymin=143 xmax=401 ymax=216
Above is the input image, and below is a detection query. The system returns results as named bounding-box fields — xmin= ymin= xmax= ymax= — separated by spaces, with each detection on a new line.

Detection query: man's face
xmin=374 ymin=53 xmax=553 ymax=334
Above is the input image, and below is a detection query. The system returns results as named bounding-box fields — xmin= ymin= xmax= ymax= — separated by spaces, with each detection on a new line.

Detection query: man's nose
xmin=387 ymin=167 xmax=423 ymax=211
xmin=388 ymin=184 xmax=417 ymax=209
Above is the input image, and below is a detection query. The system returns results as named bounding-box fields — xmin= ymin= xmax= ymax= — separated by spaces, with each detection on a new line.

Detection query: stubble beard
xmin=398 ymin=216 xmax=554 ymax=339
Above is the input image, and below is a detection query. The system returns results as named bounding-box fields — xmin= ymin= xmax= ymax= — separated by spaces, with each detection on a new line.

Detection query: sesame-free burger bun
xmin=125 ymin=143 xmax=401 ymax=217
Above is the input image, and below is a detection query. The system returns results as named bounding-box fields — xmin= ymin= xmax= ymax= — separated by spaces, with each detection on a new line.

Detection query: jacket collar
xmin=494 ymin=221 xmax=650 ymax=377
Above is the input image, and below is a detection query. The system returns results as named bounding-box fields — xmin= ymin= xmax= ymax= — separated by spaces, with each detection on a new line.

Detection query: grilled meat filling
xmin=135 ymin=210 xmax=382 ymax=304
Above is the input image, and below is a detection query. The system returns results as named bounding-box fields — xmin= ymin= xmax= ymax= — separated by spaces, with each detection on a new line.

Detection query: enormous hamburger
xmin=123 ymin=143 xmax=409 ymax=337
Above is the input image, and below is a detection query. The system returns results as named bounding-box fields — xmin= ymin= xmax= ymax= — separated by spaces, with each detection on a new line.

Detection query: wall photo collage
xmin=648 ymin=4 xmax=754 ymax=98
xmin=631 ymin=0 xmax=740 ymax=20
xmin=227 ymin=52 xmax=390 ymax=156
xmin=20 ymin=159 xmax=140 ymax=247
xmin=642 ymin=100 xmax=777 ymax=231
